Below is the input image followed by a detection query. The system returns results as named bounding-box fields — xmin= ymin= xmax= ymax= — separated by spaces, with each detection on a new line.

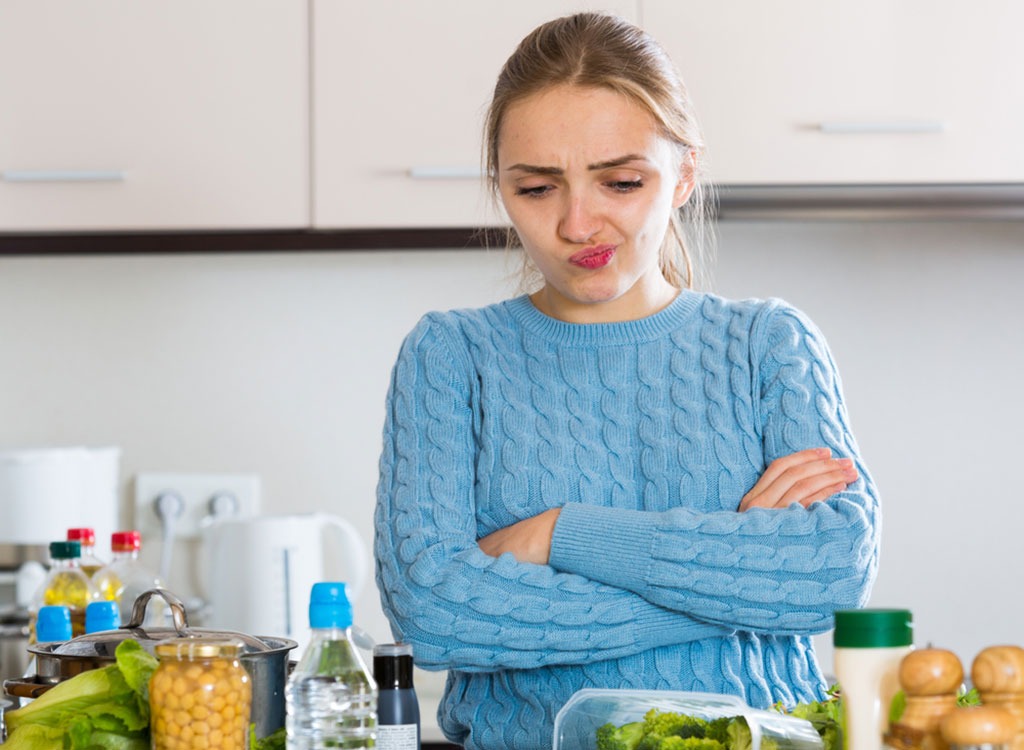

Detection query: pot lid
xmin=29 ymin=588 xmax=296 ymax=660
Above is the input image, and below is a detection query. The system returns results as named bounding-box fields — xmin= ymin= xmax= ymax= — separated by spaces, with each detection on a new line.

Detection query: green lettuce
xmin=3 ymin=639 xmax=157 ymax=750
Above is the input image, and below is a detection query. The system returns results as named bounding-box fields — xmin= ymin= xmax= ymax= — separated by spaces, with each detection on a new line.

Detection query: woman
xmin=374 ymin=12 xmax=879 ymax=750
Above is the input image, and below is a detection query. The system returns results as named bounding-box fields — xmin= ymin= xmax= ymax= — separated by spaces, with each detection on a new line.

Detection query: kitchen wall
xmin=2 ymin=218 xmax=1023 ymax=696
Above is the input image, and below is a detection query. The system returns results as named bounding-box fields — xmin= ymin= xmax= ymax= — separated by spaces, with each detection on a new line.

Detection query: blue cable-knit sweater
xmin=374 ymin=291 xmax=879 ymax=750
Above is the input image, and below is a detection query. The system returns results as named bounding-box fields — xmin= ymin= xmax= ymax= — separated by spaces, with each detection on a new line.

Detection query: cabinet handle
xmin=1 ymin=169 xmax=125 ymax=183
xmin=817 ymin=121 xmax=946 ymax=135
xmin=407 ymin=166 xmax=483 ymax=180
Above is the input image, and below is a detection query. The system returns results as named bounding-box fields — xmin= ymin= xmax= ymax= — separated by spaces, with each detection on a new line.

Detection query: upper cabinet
xmin=644 ymin=0 xmax=1024 ymax=185
xmin=312 ymin=0 xmax=638 ymax=229
xmin=2 ymin=2 xmax=1022 ymax=236
xmin=0 ymin=1 xmax=308 ymax=232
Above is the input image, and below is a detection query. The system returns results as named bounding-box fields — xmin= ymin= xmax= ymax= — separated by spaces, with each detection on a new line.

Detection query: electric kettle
xmin=199 ymin=513 xmax=369 ymax=654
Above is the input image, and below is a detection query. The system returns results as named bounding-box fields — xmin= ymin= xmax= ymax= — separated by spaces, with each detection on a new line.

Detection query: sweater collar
xmin=504 ymin=291 xmax=701 ymax=346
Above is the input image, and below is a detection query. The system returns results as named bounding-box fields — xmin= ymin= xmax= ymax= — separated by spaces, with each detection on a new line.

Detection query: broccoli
xmin=597 ymin=720 xmax=647 ymax=750
xmin=595 ymin=710 xmax=791 ymax=750
xmin=659 ymin=738 xmax=728 ymax=750
xmin=776 ymin=694 xmax=842 ymax=750
xmin=705 ymin=716 xmax=731 ymax=744
xmin=636 ymin=708 xmax=710 ymax=749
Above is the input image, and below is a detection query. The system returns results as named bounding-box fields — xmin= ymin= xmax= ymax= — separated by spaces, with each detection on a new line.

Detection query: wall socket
xmin=133 ymin=473 xmax=261 ymax=541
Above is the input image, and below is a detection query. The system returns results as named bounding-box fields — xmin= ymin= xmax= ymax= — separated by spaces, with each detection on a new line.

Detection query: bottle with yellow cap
xmin=149 ymin=637 xmax=252 ymax=750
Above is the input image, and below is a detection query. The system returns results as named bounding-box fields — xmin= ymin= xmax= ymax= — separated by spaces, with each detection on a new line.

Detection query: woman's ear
xmin=672 ymin=148 xmax=697 ymax=209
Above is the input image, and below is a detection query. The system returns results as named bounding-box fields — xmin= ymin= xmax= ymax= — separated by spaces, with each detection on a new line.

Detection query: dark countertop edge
xmin=0 ymin=228 xmax=508 ymax=256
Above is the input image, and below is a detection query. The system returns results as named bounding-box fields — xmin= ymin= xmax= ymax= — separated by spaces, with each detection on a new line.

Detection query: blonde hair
xmin=484 ymin=12 xmax=715 ymax=291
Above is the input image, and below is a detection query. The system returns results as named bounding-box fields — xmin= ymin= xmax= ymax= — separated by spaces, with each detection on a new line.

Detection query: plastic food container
xmin=552 ymin=689 xmax=824 ymax=750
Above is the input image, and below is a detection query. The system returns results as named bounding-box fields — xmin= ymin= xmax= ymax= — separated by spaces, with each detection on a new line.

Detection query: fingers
xmin=741 ymin=447 xmax=831 ymax=501
xmin=740 ymin=448 xmax=858 ymax=511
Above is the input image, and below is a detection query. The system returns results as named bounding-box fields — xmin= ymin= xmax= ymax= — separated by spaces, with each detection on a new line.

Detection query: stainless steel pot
xmin=15 ymin=589 xmax=297 ymax=739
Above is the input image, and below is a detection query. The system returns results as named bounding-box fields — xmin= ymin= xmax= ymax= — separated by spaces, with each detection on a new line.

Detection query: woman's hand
xmin=739 ymin=447 xmax=858 ymax=511
xmin=478 ymin=508 xmax=561 ymax=564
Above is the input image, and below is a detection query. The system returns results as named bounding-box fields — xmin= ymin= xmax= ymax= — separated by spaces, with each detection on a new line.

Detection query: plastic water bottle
xmin=286 ymin=582 xmax=377 ymax=749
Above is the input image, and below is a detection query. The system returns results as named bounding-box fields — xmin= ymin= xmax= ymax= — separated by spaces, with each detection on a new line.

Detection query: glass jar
xmin=149 ymin=638 xmax=252 ymax=750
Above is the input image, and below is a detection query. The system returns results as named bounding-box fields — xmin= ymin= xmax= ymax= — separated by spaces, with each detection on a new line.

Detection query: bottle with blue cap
xmin=22 ymin=605 xmax=72 ymax=685
xmin=285 ymin=582 xmax=377 ymax=749
xmin=85 ymin=600 xmax=121 ymax=633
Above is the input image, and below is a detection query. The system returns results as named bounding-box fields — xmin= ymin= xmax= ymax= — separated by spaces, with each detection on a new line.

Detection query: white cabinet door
xmin=313 ymin=1 xmax=638 ymax=229
xmin=0 ymin=1 xmax=308 ymax=231
xmin=643 ymin=0 xmax=1024 ymax=185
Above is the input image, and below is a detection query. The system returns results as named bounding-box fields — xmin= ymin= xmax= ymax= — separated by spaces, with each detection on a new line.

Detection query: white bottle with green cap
xmin=833 ymin=608 xmax=914 ymax=750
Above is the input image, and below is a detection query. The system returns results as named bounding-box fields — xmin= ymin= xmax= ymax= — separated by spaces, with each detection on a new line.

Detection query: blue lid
xmin=85 ymin=600 xmax=121 ymax=633
xmin=309 ymin=582 xmax=353 ymax=629
xmin=36 ymin=605 xmax=72 ymax=643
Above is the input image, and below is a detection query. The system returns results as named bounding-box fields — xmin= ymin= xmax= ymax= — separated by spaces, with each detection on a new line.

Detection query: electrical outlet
xmin=133 ymin=472 xmax=261 ymax=541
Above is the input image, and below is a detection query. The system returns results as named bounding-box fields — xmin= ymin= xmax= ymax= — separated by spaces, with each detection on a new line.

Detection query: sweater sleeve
xmin=548 ymin=301 xmax=880 ymax=636
xmin=374 ymin=314 xmax=734 ymax=673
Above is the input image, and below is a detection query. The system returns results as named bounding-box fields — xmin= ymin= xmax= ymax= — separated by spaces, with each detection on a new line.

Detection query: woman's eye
xmin=515 ymin=185 xmax=552 ymax=197
xmin=608 ymin=179 xmax=643 ymax=193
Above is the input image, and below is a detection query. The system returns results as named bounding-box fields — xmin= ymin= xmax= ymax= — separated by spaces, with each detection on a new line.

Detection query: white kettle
xmin=199 ymin=513 xmax=369 ymax=654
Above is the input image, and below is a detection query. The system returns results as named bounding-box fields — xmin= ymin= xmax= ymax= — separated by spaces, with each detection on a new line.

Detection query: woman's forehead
xmin=498 ymin=85 xmax=670 ymax=169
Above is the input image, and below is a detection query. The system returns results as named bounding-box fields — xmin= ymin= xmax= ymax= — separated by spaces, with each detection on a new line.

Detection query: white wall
xmin=2 ymin=219 xmax=1022 ymax=697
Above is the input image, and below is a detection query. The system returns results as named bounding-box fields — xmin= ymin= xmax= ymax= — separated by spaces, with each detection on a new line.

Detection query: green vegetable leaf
xmin=3 ymin=638 xmax=157 ymax=749
xmin=250 ymin=724 xmax=288 ymax=750
xmin=957 ymin=687 xmax=981 ymax=707
xmin=0 ymin=722 xmax=67 ymax=750
xmin=113 ymin=639 xmax=157 ymax=702
xmin=889 ymin=690 xmax=906 ymax=724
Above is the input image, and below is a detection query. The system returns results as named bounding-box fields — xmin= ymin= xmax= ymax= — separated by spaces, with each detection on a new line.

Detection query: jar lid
xmin=834 ymin=608 xmax=913 ymax=647
xmin=49 ymin=540 xmax=81 ymax=559
xmin=155 ymin=637 xmax=244 ymax=660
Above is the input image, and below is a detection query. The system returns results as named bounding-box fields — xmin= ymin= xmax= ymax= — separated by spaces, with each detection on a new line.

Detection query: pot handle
xmin=122 ymin=588 xmax=191 ymax=635
xmin=316 ymin=513 xmax=369 ymax=602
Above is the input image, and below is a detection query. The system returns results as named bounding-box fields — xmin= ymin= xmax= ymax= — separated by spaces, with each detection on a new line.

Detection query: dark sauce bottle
xmin=373 ymin=642 xmax=421 ymax=750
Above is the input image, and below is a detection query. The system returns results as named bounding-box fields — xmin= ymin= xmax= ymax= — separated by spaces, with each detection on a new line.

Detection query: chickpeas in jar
xmin=149 ymin=638 xmax=252 ymax=750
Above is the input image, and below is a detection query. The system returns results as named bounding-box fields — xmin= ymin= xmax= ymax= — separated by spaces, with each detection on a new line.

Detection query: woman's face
xmin=497 ymin=84 xmax=694 ymax=323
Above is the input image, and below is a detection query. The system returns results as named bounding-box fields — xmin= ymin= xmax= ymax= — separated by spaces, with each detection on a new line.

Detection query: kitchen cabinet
xmin=312 ymin=0 xmax=638 ymax=229
xmin=0 ymin=1 xmax=308 ymax=232
xmin=643 ymin=0 xmax=1024 ymax=185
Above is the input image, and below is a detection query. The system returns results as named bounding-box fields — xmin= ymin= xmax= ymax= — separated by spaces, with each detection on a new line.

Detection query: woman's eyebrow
xmin=505 ymin=163 xmax=563 ymax=175
xmin=587 ymin=154 xmax=648 ymax=170
xmin=505 ymin=154 xmax=649 ymax=174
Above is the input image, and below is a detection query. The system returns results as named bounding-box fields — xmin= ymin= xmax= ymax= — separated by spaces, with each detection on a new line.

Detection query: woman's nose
xmin=558 ymin=193 xmax=601 ymax=243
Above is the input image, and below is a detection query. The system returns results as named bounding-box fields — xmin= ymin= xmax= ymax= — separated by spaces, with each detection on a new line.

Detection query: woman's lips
xmin=569 ymin=244 xmax=616 ymax=269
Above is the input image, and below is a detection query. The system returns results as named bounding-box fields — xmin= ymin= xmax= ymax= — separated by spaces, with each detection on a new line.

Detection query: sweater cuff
xmin=550 ymin=503 xmax=661 ymax=591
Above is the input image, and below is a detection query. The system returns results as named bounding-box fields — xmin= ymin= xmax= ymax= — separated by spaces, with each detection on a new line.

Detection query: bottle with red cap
xmin=66 ymin=527 xmax=105 ymax=577
xmin=93 ymin=530 xmax=165 ymax=626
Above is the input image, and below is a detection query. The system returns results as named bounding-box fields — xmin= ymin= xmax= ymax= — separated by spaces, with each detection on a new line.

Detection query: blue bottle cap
xmin=36 ymin=605 xmax=72 ymax=643
xmin=85 ymin=600 xmax=121 ymax=633
xmin=309 ymin=582 xmax=353 ymax=629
